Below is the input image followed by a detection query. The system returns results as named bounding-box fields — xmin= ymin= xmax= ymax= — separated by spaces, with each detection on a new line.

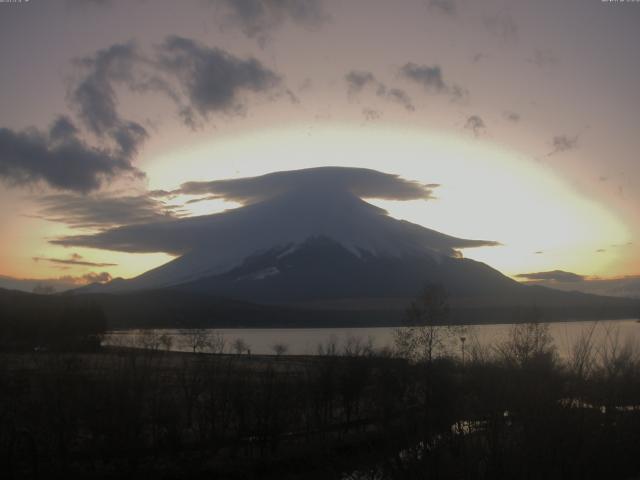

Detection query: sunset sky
xmin=1 ymin=0 xmax=639 ymax=293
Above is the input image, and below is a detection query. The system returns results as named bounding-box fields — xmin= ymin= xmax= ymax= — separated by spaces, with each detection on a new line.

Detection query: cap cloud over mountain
xmin=67 ymin=167 xmax=500 ymax=293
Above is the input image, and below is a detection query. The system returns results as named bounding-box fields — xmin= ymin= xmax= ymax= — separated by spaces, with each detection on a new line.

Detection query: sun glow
xmin=147 ymin=124 xmax=630 ymax=278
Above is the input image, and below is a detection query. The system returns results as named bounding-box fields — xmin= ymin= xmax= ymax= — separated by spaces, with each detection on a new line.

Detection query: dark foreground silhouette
xmin=2 ymin=323 xmax=640 ymax=480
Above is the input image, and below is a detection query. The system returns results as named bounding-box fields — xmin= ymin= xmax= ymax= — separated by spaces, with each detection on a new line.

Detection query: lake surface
xmin=104 ymin=319 xmax=640 ymax=358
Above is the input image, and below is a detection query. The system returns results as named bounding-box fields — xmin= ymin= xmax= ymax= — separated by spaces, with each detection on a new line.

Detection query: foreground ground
xmin=2 ymin=328 xmax=640 ymax=479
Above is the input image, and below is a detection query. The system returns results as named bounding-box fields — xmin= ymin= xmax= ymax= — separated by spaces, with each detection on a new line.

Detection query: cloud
xmin=484 ymin=11 xmax=518 ymax=42
xmin=528 ymin=49 xmax=558 ymax=68
xmin=32 ymin=253 xmax=117 ymax=268
xmin=47 ymin=167 xmax=500 ymax=257
xmin=345 ymin=70 xmax=415 ymax=111
xmin=2 ymin=37 xmax=287 ymax=194
xmin=516 ymin=273 xmax=640 ymax=300
xmin=175 ymin=166 xmax=437 ymax=204
xmin=515 ymin=270 xmax=586 ymax=283
xmin=70 ymin=37 xmax=283 ymax=135
xmin=71 ymin=42 xmax=150 ymax=156
xmin=472 ymin=53 xmax=489 ymax=63
xmin=156 ymin=36 xmax=282 ymax=123
xmin=81 ymin=271 xmax=113 ymax=283
xmin=399 ymin=63 xmax=467 ymax=101
xmin=211 ymin=0 xmax=329 ymax=45
xmin=362 ymin=108 xmax=382 ymax=122
xmin=548 ymin=134 xmax=578 ymax=156
xmin=0 ymin=116 xmax=142 ymax=193
xmin=0 ymin=272 xmax=113 ymax=294
xmin=428 ymin=0 xmax=456 ymax=16
xmin=66 ymin=0 xmax=112 ymax=8
xmin=345 ymin=70 xmax=376 ymax=95
xmin=503 ymin=110 xmax=520 ymax=122
xmin=35 ymin=192 xmax=185 ymax=229
xmin=464 ymin=115 xmax=486 ymax=136
xmin=384 ymin=88 xmax=415 ymax=111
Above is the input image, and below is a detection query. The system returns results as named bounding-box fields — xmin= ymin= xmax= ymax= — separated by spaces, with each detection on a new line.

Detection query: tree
xmin=185 ymin=329 xmax=211 ymax=353
xmin=496 ymin=307 xmax=556 ymax=368
xmin=233 ymin=338 xmax=249 ymax=355
xmin=394 ymin=284 xmax=459 ymax=363
xmin=159 ymin=333 xmax=173 ymax=352
xmin=272 ymin=343 xmax=288 ymax=357
xmin=207 ymin=331 xmax=226 ymax=354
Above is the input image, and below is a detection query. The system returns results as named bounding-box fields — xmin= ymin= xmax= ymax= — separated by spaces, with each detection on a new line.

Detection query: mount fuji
xmin=69 ymin=167 xmax=637 ymax=325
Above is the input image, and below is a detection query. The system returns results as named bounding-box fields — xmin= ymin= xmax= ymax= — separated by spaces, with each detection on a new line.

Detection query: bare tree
xmin=394 ymin=284 xmax=458 ymax=363
xmin=496 ymin=316 xmax=556 ymax=368
xmin=343 ymin=335 xmax=374 ymax=357
xmin=317 ymin=335 xmax=339 ymax=356
xmin=233 ymin=338 xmax=249 ymax=355
xmin=159 ymin=332 xmax=173 ymax=352
xmin=137 ymin=329 xmax=162 ymax=351
xmin=206 ymin=331 xmax=226 ymax=354
xmin=272 ymin=343 xmax=289 ymax=357
xmin=185 ymin=329 xmax=211 ymax=353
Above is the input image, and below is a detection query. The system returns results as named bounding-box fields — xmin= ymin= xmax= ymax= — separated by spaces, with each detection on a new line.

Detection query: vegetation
xmin=1 ymin=287 xmax=639 ymax=478
xmin=0 ymin=292 xmax=106 ymax=352
xmin=0 ymin=320 xmax=638 ymax=479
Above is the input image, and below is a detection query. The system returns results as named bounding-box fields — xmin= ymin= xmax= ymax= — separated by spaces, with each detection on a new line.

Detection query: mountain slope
xmin=92 ymin=184 xmax=498 ymax=293
xmin=177 ymin=235 xmax=519 ymax=304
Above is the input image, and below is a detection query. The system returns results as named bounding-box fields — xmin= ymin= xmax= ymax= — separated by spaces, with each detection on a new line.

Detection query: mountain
xmin=85 ymin=181 xmax=499 ymax=295
xmin=177 ymin=235 xmax=518 ymax=304
xmin=73 ymin=167 xmax=639 ymax=325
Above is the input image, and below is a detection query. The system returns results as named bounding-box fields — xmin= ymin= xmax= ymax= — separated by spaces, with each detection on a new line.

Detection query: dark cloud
xmin=515 ymin=270 xmax=586 ymax=283
xmin=2 ymin=36 xmax=286 ymax=194
xmin=66 ymin=0 xmax=112 ymax=8
xmin=345 ymin=70 xmax=415 ymax=111
xmin=503 ymin=110 xmax=520 ymax=122
xmin=32 ymin=253 xmax=117 ymax=268
xmin=464 ymin=115 xmax=485 ymax=136
xmin=211 ymin=0 xmax=329 ymax=46
xmin=49 ymin=167 xmax=498 ymax=257
xmin=36 ymin=192 xmax=185 ymax=229
xmin=157 ymin=36 xmax=282 ymax=122
xmin=70 ymin=36 xmax=282 ymax=136
xmin=401 ymin=63 xmax=445 ymax=91
xmin=471 ymin=53 xmax=489 ymax=63
xmin=0 ymin=117 xmax=142 ymax=193
xmin=515 ymin=273 xmax=640 ymax=299
xmin=345 ymin=71 xmax=376 ymax=95
xmin=484 ymin=11 xmax=518 ymax=42
xmin=548 ymin=134 xmax=578 ymax=156
xmin=71 ymin=42 xmax=150 ymax=156
xmin=362 ymin=108 xmax=382 ymax=122
xmin=399 ymin=63 xmax=466 ymax=101
xmin=81 ymin=271 xmax=113 ymax=283
xmin=175 ymin=166 xmax=437 ymax=204
xmin=384 ymin=88 xmax=415 ymax=111
xmin=528 ymin=49 xmax=558 ymax=68
xmin=428 ymin=0 xmax=456 ymax=16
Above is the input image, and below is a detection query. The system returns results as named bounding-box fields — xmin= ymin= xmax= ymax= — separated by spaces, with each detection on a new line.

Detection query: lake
xmin=104 ymin=319 xmax=640 ymax=358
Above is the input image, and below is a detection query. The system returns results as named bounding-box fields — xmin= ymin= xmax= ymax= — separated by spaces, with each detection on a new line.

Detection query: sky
xmin=0 ymin=0 xmax=639 ymax=294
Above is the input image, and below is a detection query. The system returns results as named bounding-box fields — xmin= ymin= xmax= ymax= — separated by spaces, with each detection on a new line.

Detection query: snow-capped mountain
xmin=91 ymin=177 xmax=501 ymax=299
xmin=71 ymin=167 xmax=640 ymax=324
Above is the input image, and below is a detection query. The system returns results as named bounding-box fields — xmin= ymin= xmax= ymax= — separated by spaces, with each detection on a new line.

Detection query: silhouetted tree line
xmin=1 ymin=286 xmax=639 ymax=478
xmin=0 ymin=293 xmax=106 ymax=351
xmin=1 ymin=323 xmax=639 ymax=479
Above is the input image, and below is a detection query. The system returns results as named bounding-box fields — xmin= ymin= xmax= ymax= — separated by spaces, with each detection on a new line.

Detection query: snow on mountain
xmin=74 ymin=167 xmax=499 ymax=293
